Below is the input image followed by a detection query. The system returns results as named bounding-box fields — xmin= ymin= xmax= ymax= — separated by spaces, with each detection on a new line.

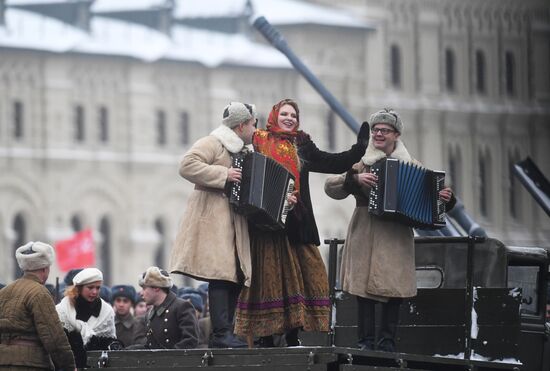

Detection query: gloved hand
xmin=108 ymin=340 xmax=124 ymax=350
xmin=356 ymin=121 xmax=370 ymax=147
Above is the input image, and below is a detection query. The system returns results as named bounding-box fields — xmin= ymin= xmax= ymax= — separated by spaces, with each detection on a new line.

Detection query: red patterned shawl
xmin=253 ymin=100 xmax=301 ymax=194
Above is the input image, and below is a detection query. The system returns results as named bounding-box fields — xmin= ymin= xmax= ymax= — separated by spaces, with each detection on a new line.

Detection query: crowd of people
xmin=0 ymin=99 xmax=459 ymax=369
xmin=0 ymin=249 xmax=212 ymax=369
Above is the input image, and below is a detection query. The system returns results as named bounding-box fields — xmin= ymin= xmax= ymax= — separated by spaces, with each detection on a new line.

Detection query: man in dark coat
xmin=0 ymin=241 xmax=76 ymax=370
xmin=178 ymin=291 xmax=210 ymax=348
xmin=111 ymin=285 xmax=146 ymax=348
xmin=137 ymin=267 xmax=199 ymax=349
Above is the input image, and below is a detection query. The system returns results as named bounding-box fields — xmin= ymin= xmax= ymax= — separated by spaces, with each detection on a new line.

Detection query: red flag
xmin=55 ymin=228 xmax=95 ymax=272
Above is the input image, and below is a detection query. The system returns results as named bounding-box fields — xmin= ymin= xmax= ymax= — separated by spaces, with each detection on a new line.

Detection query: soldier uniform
xmin=0 ymin=241 xmax=75 ymax=371
xmin=144 ymin=291 xmax=199 ymax=349
xmin=111 ymin=285 xmax=146 ymax=348
xmin=133 ymin=267 xmax=199 ymax=350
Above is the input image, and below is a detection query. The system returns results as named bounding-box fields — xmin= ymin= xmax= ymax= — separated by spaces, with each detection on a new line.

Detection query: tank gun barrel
xmin=447 ymin=199 xmax=487 ymax=237
xmin=253 ymin=16 xmax=361 ymax=133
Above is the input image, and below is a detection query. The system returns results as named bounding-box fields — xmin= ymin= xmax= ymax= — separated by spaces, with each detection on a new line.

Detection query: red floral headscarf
xmin=266 ymin=99 xmax=300 ymax=133
xmin=253 ymin=99 xmax=301 ymax=193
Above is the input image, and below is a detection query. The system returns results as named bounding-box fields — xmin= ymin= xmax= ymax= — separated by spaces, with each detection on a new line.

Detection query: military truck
xmin=322 ymin=236 xmax=550 ymax=371
xmin=87 ymin=236 xmax=549 ymax=370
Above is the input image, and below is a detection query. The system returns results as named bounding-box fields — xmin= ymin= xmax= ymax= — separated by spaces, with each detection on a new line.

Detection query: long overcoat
xmin=0 ymin=274 xmax=76 ymax=370
xmin=170 ymin=126 xmax=251 ymax=286
xmin=324 ymin=140 xmax=419 ymax=301
xmin=144 ymin=291 xmax=199 ymax=349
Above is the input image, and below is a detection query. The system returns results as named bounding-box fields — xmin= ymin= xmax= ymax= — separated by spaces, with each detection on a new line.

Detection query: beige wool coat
xmin=169 ymin=125 xmax=252 ymax=287
xmin=324 ymin=140 xmax=418 ymax=302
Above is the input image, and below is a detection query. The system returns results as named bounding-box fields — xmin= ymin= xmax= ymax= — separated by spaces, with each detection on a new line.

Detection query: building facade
xmin=0 ymin=0 xmax=548 ymax=286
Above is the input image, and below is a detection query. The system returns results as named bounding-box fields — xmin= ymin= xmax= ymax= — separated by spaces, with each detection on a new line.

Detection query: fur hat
xmin=73 ymin=267 xmax=103 ymax=286
xmin=222 ymin=102 xmax=256 ymax=128
xmin=111 ymin=285 xmax=137 ymax=304
xmin=64 ymin=268 xmax=84 ymax=286
xmin=179 ymin=293 xmax=204 ymax=313
xmin=100 ymin=285 xmax=111 ymax=302
xmin=15 ymin=241 xmax=55 ymax=271
xmin=369 ymin=108 xmax=403 ymax=133
xmin=134 ymin=292 xmax=144 ymax=305
xmin=138 ymin=266 xmax=173 ymax=288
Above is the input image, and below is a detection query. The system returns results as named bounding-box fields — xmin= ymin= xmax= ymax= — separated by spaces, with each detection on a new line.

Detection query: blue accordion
xmin=368 ymin=158 xmax=446 ymax=229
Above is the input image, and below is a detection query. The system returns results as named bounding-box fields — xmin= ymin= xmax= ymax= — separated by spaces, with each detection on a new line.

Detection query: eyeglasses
xmin=371 ymin=127 xmax=396 ymax=135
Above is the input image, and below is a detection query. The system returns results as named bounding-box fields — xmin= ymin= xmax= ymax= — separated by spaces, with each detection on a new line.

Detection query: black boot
xmin=285 ymin=327 xmax=301 ymax=347
xmin=356 ymin=297 xmax=375 ymax=351
xmin=226 ymin=281 xmax=240 ymax=329
xmin=208 ymin=281 xmax=247 ymax=348
xmin=258 ymin=335 xmax=275 ymax=348
xmin=377 ymin=298 xmax=401 ymax=352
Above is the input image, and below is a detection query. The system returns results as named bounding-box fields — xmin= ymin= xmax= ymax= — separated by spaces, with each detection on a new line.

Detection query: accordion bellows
xmin=227 ymin=152 xmax=295 ymax=231
xmin=368 ymin=158 xmax=446 ymax=229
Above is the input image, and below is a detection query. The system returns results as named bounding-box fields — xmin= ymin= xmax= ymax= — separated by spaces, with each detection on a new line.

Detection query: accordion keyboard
xmin=228 ymin=155 xmax=245 ymax=204
xmin=368 ymin=166 xmax=382 ymax=211
xmin=280 ymin=179 xmax=295 ymax=224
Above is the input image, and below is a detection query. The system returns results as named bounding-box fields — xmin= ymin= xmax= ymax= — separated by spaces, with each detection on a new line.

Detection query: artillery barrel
xmin=253 ymin=16 xmax=360 ymax=133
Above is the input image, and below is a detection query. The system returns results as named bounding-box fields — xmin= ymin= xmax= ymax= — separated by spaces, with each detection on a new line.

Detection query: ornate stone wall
xmin=0 ymin=0 xmax=548 ymax=286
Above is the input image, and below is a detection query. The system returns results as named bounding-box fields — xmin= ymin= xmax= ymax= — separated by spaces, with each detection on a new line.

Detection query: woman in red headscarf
xmin=234 ymin=99 xmax=370 ymax=346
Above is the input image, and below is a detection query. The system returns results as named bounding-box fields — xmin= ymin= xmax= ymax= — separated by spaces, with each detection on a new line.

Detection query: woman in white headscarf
xmin=56 ymin=268 xmax=118 ymax=368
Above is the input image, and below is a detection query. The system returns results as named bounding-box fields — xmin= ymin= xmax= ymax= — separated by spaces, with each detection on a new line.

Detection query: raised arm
xmin=299 ymin=122 xmax=370 ymax=174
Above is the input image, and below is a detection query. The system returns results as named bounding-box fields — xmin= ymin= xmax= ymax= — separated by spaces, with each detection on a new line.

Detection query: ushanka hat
xmin=72 ymin=267 xmax=103 ymax=286
xmin=64 ymin=268 xmax=84 ymax=286
xmin=111 ymin=285 xmax=137 ymax=304
xmin=179 ymin=293 xmax=204 ymax=313
xmin=15 ymin=241 xmax=55 ymax=271
xmin=138 ymin=266 xmax=173 ymax=288
xmin=369 ymin=108 xmax=403 ymax=133
xmin=222 ymin=102 xmax=256 ymax=128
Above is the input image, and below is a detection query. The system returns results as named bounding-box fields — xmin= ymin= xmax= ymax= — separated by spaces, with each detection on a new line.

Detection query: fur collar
xmin=361 ymin=139 xmax=413 ymax=165
xmin=210 ymin=125 xmax=244 ymax=154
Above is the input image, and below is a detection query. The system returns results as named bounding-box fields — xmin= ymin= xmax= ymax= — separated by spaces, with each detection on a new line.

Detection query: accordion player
xmin=226 ymin=151 xmax=295 ymax=231
xmin=368 ymin=158 xmax=446 ymax=229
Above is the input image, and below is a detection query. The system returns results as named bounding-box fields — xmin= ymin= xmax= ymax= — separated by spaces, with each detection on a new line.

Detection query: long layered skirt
xmin=234 ymin=228 xmax=330 ymax=337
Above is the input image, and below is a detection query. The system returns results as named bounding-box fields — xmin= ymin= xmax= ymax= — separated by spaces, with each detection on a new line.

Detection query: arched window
xmin=448 ymin=146 xmax=462 ymax=197
xmin=390 ymin=44 xmax=402 ymax=89
xmin=98 ymin=106 xmax=109 ymax=143
xmin=156 ymin=109 xmax=167 ymax=146
xmin=99 ymin=216 xmax=112 ymax=285
xmin=74 ymin=105 xmax=85 ymax=142
xmin=505 ymin=51 xmax=516 ymax=97
xmin=12 ymin=213 xmax=26 ymax=279
xmin=13 ymin=100 xmax=24 ymax=139
xmin=478 ymin=149 xmax=491 ymax=218
xmin=326 ymin=110 xmax=336 ymax=151
xmin=71 ymin=215 xmax=82 ymax=232
xmin=179 ymin=111 xmax=189 ymax=146
xmin=475 ymin=50 xmax=486 ymax=94
xmin=508 ymin=149 xmax=521 ymax=219
xmin=154 ymin=218 xmax=166 ymax=268
xmin=445 ymin=48 xmax=456 ymax=92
